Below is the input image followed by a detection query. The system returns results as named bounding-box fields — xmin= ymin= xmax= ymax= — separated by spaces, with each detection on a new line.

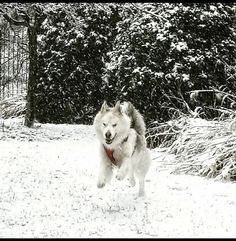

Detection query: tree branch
xmin=3 ymin=13 xmax=28 ymax=27
xmin=187 ymin=89 xmax=236 ymax=100
xmin=130 ymin=3 xmax=167 ymax=22
xmin=18 ymin=9 xmax=30 ymax=26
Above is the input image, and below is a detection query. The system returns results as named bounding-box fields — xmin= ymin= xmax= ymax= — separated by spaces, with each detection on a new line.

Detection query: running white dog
xmin=93 ymin=100 xmax=151 ymax=196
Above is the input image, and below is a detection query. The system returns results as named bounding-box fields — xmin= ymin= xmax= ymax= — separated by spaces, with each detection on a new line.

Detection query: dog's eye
xmin=112 ymin=124 xmax=117 ymax=127
xmin=103 ymin=123 xmax=107 ymax=127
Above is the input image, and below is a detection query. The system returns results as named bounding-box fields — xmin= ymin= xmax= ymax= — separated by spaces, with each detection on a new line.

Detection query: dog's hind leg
xmin=138 ymin=177 xmax=145 ymax=196
xmin=129 ymin=174 xmax=136 ymax=187
xmin=135 ymin=150 xmax=151 ymax=196
xmin=128 ymin=161 xmax=136 ymax=187
xmin=135 ymin=168 xmax=146 ymax=196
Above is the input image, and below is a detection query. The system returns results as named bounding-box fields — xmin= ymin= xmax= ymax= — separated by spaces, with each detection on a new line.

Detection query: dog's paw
xmin=116 ymin=170 xmax=126 ymax=181
xmin=97 ymin=181 xmax=106 ymax=188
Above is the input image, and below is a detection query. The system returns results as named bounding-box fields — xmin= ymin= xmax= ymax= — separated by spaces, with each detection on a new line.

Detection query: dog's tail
xmin=123 ymin=101 xmax=146 ymax=136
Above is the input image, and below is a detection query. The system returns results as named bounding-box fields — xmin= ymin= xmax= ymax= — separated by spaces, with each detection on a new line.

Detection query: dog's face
xmin=94 ymin=101 xmax=131 ymax=147
xmin=101 ymin=111 xmax=120 ymax=145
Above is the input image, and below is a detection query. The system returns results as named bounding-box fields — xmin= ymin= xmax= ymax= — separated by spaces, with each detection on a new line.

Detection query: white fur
xmin=94 ymin=101 xmax=151 ymax=196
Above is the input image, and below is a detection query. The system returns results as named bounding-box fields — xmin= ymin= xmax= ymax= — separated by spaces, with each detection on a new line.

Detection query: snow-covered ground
xmin=0 ymin=118 xmax=236 ymax=238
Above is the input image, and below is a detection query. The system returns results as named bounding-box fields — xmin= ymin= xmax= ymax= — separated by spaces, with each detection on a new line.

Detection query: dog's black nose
xmin=105 ymin=131 xmax=111 ymax=139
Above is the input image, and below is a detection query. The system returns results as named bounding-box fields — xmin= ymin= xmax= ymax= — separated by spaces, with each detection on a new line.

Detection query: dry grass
xmin=0 ymin=95 xmax=26 ymax=119
xmin=148 ymin=115 xmax=236 ymax=181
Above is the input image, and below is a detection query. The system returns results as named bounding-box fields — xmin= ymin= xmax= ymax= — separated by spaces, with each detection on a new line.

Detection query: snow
xmin=0 ymin=118 xmax=236 ymax=238
xmin=173 ymin=41 xmax=188 ymax=52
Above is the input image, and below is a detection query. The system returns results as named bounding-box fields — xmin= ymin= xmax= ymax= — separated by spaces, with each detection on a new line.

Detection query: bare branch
xmin=3 ymin=13 xmax=27 ymax=27
xmin=130 ymin=3 xmax=166 ymax=22
xmin=187 ymin=89 xmax=236 ymax=100
xmin=18 ymin=9 xmax=30 ymax=26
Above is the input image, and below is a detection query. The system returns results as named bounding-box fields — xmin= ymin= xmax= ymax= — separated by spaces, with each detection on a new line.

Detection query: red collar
xmin=103 ymin=145 xmax=117 ymax=166
xmin=103 ymin=136 xmax=129 ymax=166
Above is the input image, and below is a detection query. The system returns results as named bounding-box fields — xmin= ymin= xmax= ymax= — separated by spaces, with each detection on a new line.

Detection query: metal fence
xmin=0 ymin=26 xmax=29 ymax=100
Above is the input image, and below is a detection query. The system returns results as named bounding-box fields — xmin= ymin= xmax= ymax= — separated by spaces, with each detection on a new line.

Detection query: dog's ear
xmin=127 ymin=101 xmax=134 ymax=114
xmin=114 ymin=101 xmax=123 ymax=114
xmin=101 ymin=101 xmax=109 ymax=112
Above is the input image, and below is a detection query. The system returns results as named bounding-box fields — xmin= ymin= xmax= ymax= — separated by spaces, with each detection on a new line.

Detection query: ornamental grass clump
xmin=151 ymin=116 xmax=236 ymax=181
xmin=0 ymin=95 xmax=26 ymax=119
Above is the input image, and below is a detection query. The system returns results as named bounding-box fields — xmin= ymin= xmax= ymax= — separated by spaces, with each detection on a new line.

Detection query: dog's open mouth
xmin=105 ymin=134 xmax=116 ymax=145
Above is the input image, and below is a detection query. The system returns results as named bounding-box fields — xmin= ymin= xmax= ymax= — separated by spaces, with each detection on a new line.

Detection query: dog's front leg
xmin=116 ymin=157 xmax=130 ymax=181
xmin=97 ymin=161 xmax=112 ymax=188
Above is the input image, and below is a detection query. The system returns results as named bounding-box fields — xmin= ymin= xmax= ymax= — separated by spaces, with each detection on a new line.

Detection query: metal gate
xmin=0 ymin=25 xmax=29 ymax=100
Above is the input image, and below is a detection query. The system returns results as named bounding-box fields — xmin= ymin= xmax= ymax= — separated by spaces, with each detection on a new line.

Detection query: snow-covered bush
xmin=103 ymin=3 xmax=236 ymax=125
xmin=146 ymin=96 xmax=236 ymax=180
xmin=162 ymin=115 xmax=236 ymax=181
xmin=35 ymin=3 xmax=120 ymax=124
xmin=29 ymin=3 xmax=235 ymax=126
